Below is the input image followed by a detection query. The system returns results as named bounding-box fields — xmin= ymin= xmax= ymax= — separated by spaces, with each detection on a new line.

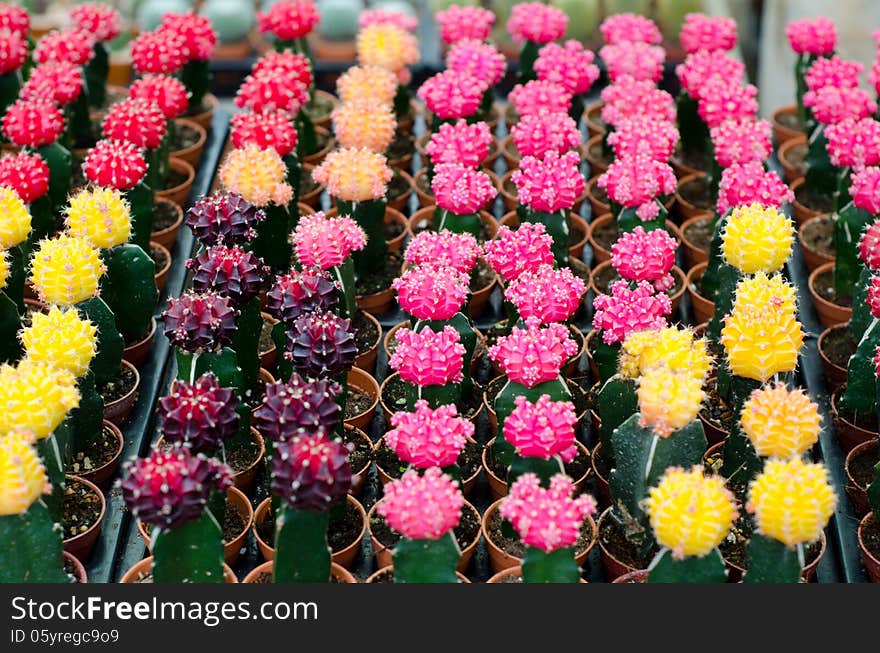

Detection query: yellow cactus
xmin=0 ymin=249 xmax=9 ymax=291
xmin=337 ymin=65 xmax=398 ymax=106
xmin=0 ymin=430 xmax=48 ymax=516
xmin=21 ymin=306 xmax=97 ymax=378
xmin=0 ymin=359 xmax=79 ymax=439
xmin=356 ymin=23 xmax=420 ymax=73
xmin=637 ymin=366 xmax=705 ymax=438
xmin=721 ymin=203 xmax=794 ymax=274
xmin=646 ymin=466 xmax=737 ymax=559
xmin=747 ymin=458 xmax=835 ymax=547
xmin=218 ymin=145 xmax=293 ymax=208
xmin=740 ymin=384 xmax=821 ymax=459
xmin=66 ymin=187 xmax=132 ymax=249
xmin=0 ymin=186 xmax=31 ymax=248
xmin=332 ymin=99 xmax=396 ymax=153
xmin=29 ymin=235 xmax=105 ymax=306
xmin=620 ymin=326 xmax=711 ymax=382
xmin=311 ymin=147 xmax=393 ymax=202
xmin=730 ymin=272 xmax=797 ymax=315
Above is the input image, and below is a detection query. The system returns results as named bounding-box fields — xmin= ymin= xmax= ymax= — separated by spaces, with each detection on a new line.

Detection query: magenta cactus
xmin=599 ymin=42 xmax=665 ymax=84
xmin=697 ymin=78 xmax=759 ymax=129
xmin=598 ymin=152 xmax=677 ymax=224
xmin=825 ymin=118 xmax=880 ymax=168
xmin=159 ymin=373 xmax=240 ymax=453
xmin=611 ymin=226 xmax=678 ymax=292
xmin=254 ymin=375 xmax=342 ymax=443
xmin=385 ymin=399 xmax=473 ymax=469
xmin=285 ymin=310 xmax=357 ymax=379
xmin=710 ymin=117 xmax=773 ymax=168
xmin=483 ymin=223 xmax=554 ymax=283
xmin=716 ymin=161 xmax=793 ymax=215
xmin=803 ymin=86 xmax=877 ymax=126
xmin=446 ymin=39 xmax=506 ymax=89
xmin=185 ymin=192 xmax=266 ymax=247
xmin=508 ymin=80 xmax=571 ymax=118
xmin=393 ymin=264 xmax=470 ymax=321
xmin=292 ymin=211 xmax=367 ymax=271
xmin=503 ymin=394 xmax=578 ymax=462
xmin=389 ymin=326 xmax=465 ymax=387
xmin=680 ymin=13 xmax=738 ymax=53
xmin=431 ymin=163 xmax=497 ymax=216
xmin=188 ymin=245 xmax=266 ymax=305
xmin=378 ymin=467 xmax=463 ymax=540
xmin=417 ymin=70 xmax=487 ymax=123
xmin=852 ymin=167 xmax=880 ymax=215
xmin=607 ymin=115 xmax=680 ymax=162
xmin=270 ymin=432 xmax=352 ymax=511
xmin=805 ymin=55 xmax=862 ymax=92
xmin=592 ymin=280 xmax=672 ymax=345
xmin=435 ymin=5 xmax=495 ymax=45
xmin=489 ymin=318 xmax=576 ymax=388
xmin=403 ymin=230 xmax=481 ymax=275
xmin=787 ymin=17 xmax=837 ymax=56
xmin=534 ymin=40 xmax=599 ymax=97
xmin=504 ymin=264 xmax=585 ymax=324
xmin=265 ymin=268 xmax=339 ymax=325
xmin=507 ymin=3 xmax=568 ymax=46
xmin=860 ymin=221 xmax=880 ymax=270
xmin=601 ymin=78 xmax=676 ymax=127
xmin=120 ymin=443 xmax=233 ymax=530
xmin=163 ymin=291 xmax=237 ymax=354
xmin=423 ymin=119 xmax=492 ymax=169
xmin=676 ymin=50 xmax=745 ymax=103
xmin=511 ymin=112 xmax=581 ymax=159
xmin=600 ymin=13 xmax=661 ymax=45
xmin=512 ymin=150 xmax=584 ymax=213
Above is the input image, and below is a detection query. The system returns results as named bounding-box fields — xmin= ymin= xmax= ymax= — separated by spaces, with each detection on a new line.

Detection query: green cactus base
xmin=68 ymin=373 xmax=105 ymax=455
xmin=273 ymin=507 xmax=331 ymax=583
xmin=521 ymin=209 xmax=570 ymax=268
xmin=0 ymin=291 xmax=22 ymax=364
xmin=295 ymin=109 xmax=318 ymax=159
xmin=177 ymin=348 xmax=245 ymax=398
xmin=508 ymin=455 xmax=564 ymax=487
xmin=4 ymin=243 xmax=25 ymax=313
xmin=840 ymin=318 xmax=880 ymax=415
xmin=743 ymin=534 xmax=804 ymax=583
xmin=152 ymin=512 xmax=226 ymax=583
xmin=676 ymin=90 xmax=710 ymax=159
xmin=647 ymin=548 xmax=727 ymax=583
xmin=706 ymin=263 xmax=742 ymax=342
xmin=0 ymin=69 xmax=21 ymax=118
xmin=597 ymin=376 xmax=638 ymax=459
xmin=518 ymin=40 xmax=540 ymax=83
xmin=592 ymin=339 xmax=621 ymax=384
xmin=332 ymin=258 xmax=357 ymax=319
xmin=76 ymin=296 xmax=124 ymax=387
xmin=392 ymin=532 xmax=461 ymax=583
xmin=342 ymin=199 xmax=388 ymax=278
xmin=26 ymin=196 xmax=56 ymax=250
xmin=617 ymin=203 xmax=666 ymax=235
xmin=36 ymin=430 xmax=70 ymax=523
xmin=35 ymin=142 xmax=72 ymax=215
xmin=435 ymin=207 xmax=481 ymax=239
xmin=271 ymin=321 xmax=292 ymax=382
xmin=522 ymin=546 xmax=580 ymax=583
xmin=125 ymin=183 xmax=155 ymax=253
xmin=252 ymin=203 xmax=293 ymax=272
xmin=181 ymin=59 xmax=212 ymax=112
xmin=849 ymin=266 xmax=874 ymax=342
xmin=231 ymin=297 xmax=262 ymax=392
xmin=101 ymin=244 xmax=159 ymax=343
xmin=0 ymin=501 xmax=68 ymax=583
xmin=805 ymin=126 xmax=835 ymax=201
xmin=700 ymin=210 xmax=731 ymax=302
xmin=84 ymin=42 xmax=108 ymax=109
xmin=833 ymin=202 xmax=871 ymax=298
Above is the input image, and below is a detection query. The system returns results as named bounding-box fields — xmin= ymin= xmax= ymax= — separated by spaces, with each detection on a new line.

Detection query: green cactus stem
xmin=295 ymin=109 xmax=318 ymax=159
xmin=152 ymin=511 xmax=226 ymax=583
xmin=840 ymin=317 xmax=880 ymax=415
xmin=647 ymin=548 xmax=727 ymax=583
xmin=597 ymin=376 xmax=638 ymax=464
xmin=518 ymin=40 xmax=540 ymax=83
xmin=568 ymin=94 xmax=584 ymax=129
xmin=592 ymin=339 xmax=620 ymax=384
xmin=0 ymin=291 xmax=22 ymax=363
xmin=833 ymin=201 xmax=872 ymax=298
xmin=795 ymin=54 xmax=818 ymax=133
xmin=283 ymin=152 xmax=301 ymax=230
xmin=26 ymin=196 xmax=56 ymax=253
xmin=835 ymin=167 xmax=853 ymax=213
xmin=76 ymin=296 xmax=124 ymax=387
xmin=36 ymin=428 xmax=70 ymax=522
xmin=850 ymin=265 xmax=874 ymax=342
xmin=706 ymin=264 xmax=742 ymax=342
xmin=0 ymin=69 xmax=21 ymax=119
xmin=34 ymin=143 xmax=72 ymax=216
xmin=404 ymin=379 xmax=462 ymax=412
xmin=435 ymin=206 xmax=482 ymax=239
xmin=65 ymin=88 xmax=93 ymax=150
xmin=676 ymin=90 xmax=710 ymax=158
xmin=231 ymin=297 xmax=263 ymax=392
xmin=252 ymin=203 xmax=293 ymax=272
xmin=125 ymin=182 xmax=155 ymax=252
xmin=522 ymin=546 xmax=580 ymax=583
xmin=179 ymin=59 xmax=212 ymax=113
xmin=177 ymin=348 xmax=246 ymax=399
xmin=271 ymin=321 xmax=292 ymax=381
xmin=393 ymin=84 xmax=411 ymax=124
xmin=3 ymin=244 xmax=25 ymax=313
xmin=67 ymin=372 xmax=105 ymax=457
xmin=521 ymin=209 xmax=570 ymax=268
xmin=332 ymin=257 xmax=357 ymax=319
xmin=338 ymin=198 xmax=387 ymax=278
xmin=392 ymin=532 xmax=460 ymax=583
xmin=743 ymin=534 xmax=804 ymax=583
xmin=617 ymin=203 xmax=666 ymax=236
xmin=719 ymin=375 xmax=764 ymax=493
xmin=0 ymin=501 xmax=68 ymax=583
xmin=84 ymin=42 xmax=109 ymax=109
xmin=508 ymin=454 xmax=564 ymax=487
xmin=273 ymin=506 xmax=331 ymax=583
xmin=804 ymin=126 xmax=836 ymax=201
xmin=100 ymin=244 xmax=158 ymax=343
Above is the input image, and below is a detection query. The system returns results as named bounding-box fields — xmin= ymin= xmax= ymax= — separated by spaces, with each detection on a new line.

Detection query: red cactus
xmin=160 ymin=13 xmax=217 ymax=61
xmin=33 ymin=29 xmax=95 ymax=66
xmin=3 ymin=99 xmax=65 ymax=148
xmin=130 ymin=29 xmax=188 ymax=75
xmin=159 ymin=373 xmax=240 ymax=452
xmin=0 ymin=28 xmax=27 ymax=74
xmin=20 ymin=61 xmax=83 ymax=106
xmin=270 ymin=432 xmax=352 ymax=510
xmin=70 ymin=3 xmax=122 ymax=42
xmin=102 ymin=98 xmax=167 ymax=150
xmin=162 ymin=291 xmax=238 ymax=354
xmin=82 ymin=139 xmax=147 ymax=191
xmin=230 ymin=110 xmax=298 ymax=158
xmin=0 ymin=152 xmax=50 ymax=204
xmin=129 ymin=74 xmax=190 ymax=120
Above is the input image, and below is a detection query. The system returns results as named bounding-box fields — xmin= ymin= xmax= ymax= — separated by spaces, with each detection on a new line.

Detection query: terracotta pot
xmin=373 ymin=436 xmax=481 ymax=497
xmin=298 ymin=201 xmax=316 ymax=216
xmin=149 ymin=198 xmax=185 ymax=251
xmin=588 ymin=214 xmax=682 ymax=264
xmin=700 ymin=409 xmax=730 ymax=448
xmin=343 ymin=367 xmax=379 ymax=431
xmin=481 ymin=440 xmax=591 ymax=501
xmin=252 ymin=495 xmax=366 ymax=569
xmin=590 ymin=260 xmax=686 ymax=314
xmin=75 ymin=420 xmax=124 ymax=489
xmin=778 ymin=135 xmax=807 ymax=184
xmin=406 ymin=205 xmax=499 ymax=241
xmin=597 ymin=507 xmax=644 ymax=581
xmin=355 ymin=285 xmax=395 ymax=316
xmin=387 ymin=169 xmax=414 ymax=213
xmin=232 ymin=428 xmax=266 ymax=495
xmin=808 ymin=262 xmax=853 ymax=328
xmin=798 ymin=215 xmax=834 ymax=273
xmin=771 ymin=103 xmax=805 ymax=146
xmin=702 ymin=442 xmax=726 ymax=472
xmin=469 ymin=269 xmax=498 ymax=319
xmin=156 ymin=157 xmax=195 ymax=207
xmin=584 ymin=100 xmax=606 ymax=138
xmin=345 ymin=425 xmax=372 ymax=498
xmin=354 ymin=310 xmax=381 ymax=375
xmin=584 ymin=133 xmax=610 ymax=177
xmin=242 ymin=560 xmax=356 ymax=583
xmin=138 ymin=486 xmax=253 ymax=567
xmin=722 ymin=531 xmax=825 ymax=583
xmin=791 ymin=177 xmax=827 ymax=227
xmin=258 ymin=312 xmax=278 ymax=372
xmin=686 ymin=262 xmax=715 ymax=325
xmin=152 ymin=241 xmax=172 ymax=295
xmin=185 ymin=93 xmax=219 ymax=131
xmin=412 ymin=168 xmax=434 ymax=207
xmin=499 ymin=169 xmax=586 ymax=213
xmin=845 ymin=440 xmax=877 ymax=518
xmin=499 ymin=134 xmax=519 ymax=170
xmin=482 ymin=499 xmax=597 ymax=574
xmin=170 ymin=118 xmax=207 ymax=167
xmin=326 ymin=205 xmax=408 ymax=251
xmin=612 ymin=570 xmax=649 ymax=584
xmin=817 ymin=323 xmax=851 ymax=390
xmin=591 ymin=442 xmax=611 ymax=509
xmin=585 ymin=176 xmax=610 ymax=218
xmin=120 ymin=557 xmax=237 ymax=583
xmin=306 ymin=89 xmax=339 ymax=130
xmin=858 ymin=512 xmax=880 ymax=582
xmin=383 ymin=321 xmax=486 ymax=378
xmin=122 ymin=317 xmax=157 ymax=368
xmin=670 ymin=150 xmax=706 ymax=179
xmin=62 ymin=475 xmax=106 ymax=561
xmin=680 ymin=213 xmax=714 ymax=269
xmin=102 ymin=359 xmax=140 ymax=426
xmin=675 ymin=173 xmax=711 ymax=221
xmin=368 ymin=500 xmax=480 ymax=573
xmin=831 ymin=387 xmax=878 ymax=452
xmin=365 ymin=564 xmax=470 ymax=583
xmin=299 ymin=163 xmax=325 ymax=209
xmin=301 ymin=126 xmax=334 ymax=165
xmin=63 ymin=551 xmax=87 ymax=584
xmin=499 ymin=211 xmax=590 ymax=260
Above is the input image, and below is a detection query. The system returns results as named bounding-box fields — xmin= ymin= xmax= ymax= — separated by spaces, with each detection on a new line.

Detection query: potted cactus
xmin=70 ymin=3 xmax=121 ymax=110
xmin=597 ymin=151 xmax=676 ymax=235
xmin=781 ymin=17 xmax=838 ymax=140
xmin=533 ymin=39 xmax=599 ymax=124
xmin=430 ymin=163 xmax=497 ymax=238
xmin=355 ymin=22 xmax=419 ymax=123
xmin=506 ymin=2 xmax=568 ymax=82
xmin=159 ymin=12 xmax=218 ymax=123
xmin=102 ymin=98 xmax=169 ymax=195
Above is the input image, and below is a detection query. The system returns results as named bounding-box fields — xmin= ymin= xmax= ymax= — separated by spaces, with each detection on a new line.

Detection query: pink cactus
xmin=235 ymin=70 xmax=309 ymax=115
xmin=70 ymin=3 xmax=121 ymax=42
xmin=393 ymin=264 xmax=470 ymax=321
xmin=600 ymin=77 xmax=676 ymax=127
xmin=500 ymin=473 xmax=597 ymax=552
xmin=511 ymin=151 xmax=584 ymax=214
xmin=389 ymin=326 xmax=465 ymax=387
xmin=292 ymin=211 xmax=366 ymax=271
xmin=851 ymin=167 xmax=880 ymax=215
xmin=592 ymin=280 xmax=672 ymax=345
xmin=511 ymin=112 xmax=580 ymax=159
xmin=489 ymin=318 xmax=577 ymax=387
xmin=159 ymin=13 xmax=217 ymax=62
xmin=869 ymin=276 xmax=880 ymax=318
xmin=676 ymin=50 xmax=745 ymax=101
xmin=385 ymin=400 xmax=473 ymax=469
xmin=803 ymin=86 xmax=877 ymax=125
xmin=861 ymin=221 xmax=880 ymax=270
xmin=404 ymin=230 xmax=481 ymax=274
xmin=446 ymin=39 xmax=506 ymax=88
xmin=359 ymin=8 xmax=418 ymax=32
xmin=83 ymin=139 xmax=147 ymax=191
xmin=599 ymin=42 xmax=665 ymax=84
xmin=534 ymin=40 xmax=600 ymax=96
xmin=507 ymin=3 xmax=568 ymax=45
xmin=129 ymin=74 xmax=189 ymax=120
xmin=483 ymin=223 xmax=554 ymax=283
xmin=0 ymin=6 xmax=29 ymax=36
xmin=252 ymin=50 xmax=313 ymax=86
xmin=600 ymin=13 xmax=662 ymax=45
xmin=230 ymin=109 xmax=298 ymax=158
xmin=597 ymin=153 xmax=677 ymax=221
xmin=0 ymin=28 xmax=26 ymax=74
xmin=717 ymin=162 xmax=794 ymax=215
xmin=607 ymin=116 xmax=680 ymax=162
xmin=130 ymin=29 xmax=186 ymax=75
xmin=102 ymin=98 xmax=167 ymax=150
xmin=711 ymin=118 xmax=773 ymax=168
xmin=424 ymin=119 xmax=492 ymax=169
xmin=435 ymin=5 xmax=495 ymax=45
xmin=418 ymin=70 xmax=487 ymax=121
xmin=611 ymin=226 xmax=678 ymax=292
xmin=503 ymin=394 xmax=578 ymax=462
xmin=824 ymin=118 xmax=880 ymax=167
xmin=20 ymin=61 xmax=82 ymax=106
xmin=680 ymin=13 xmax=738 ymax=53
xmin=505 ymin=264 xmax=585 ymax=324
xmin=432 ymin=163 xmax=497 ymax=215
xmin=257 ymin=0 xmax=320 ymax=40
xmin=378 ymin=467 xmax=463 ymax=540
xmin=697 ymin=79 xmax=759 ymax=129
xmin=786 ymin=17 xmax=837 ymax=56
xmin=805 ymin=55 xmax=863 ymax=92
xmin=508 ymin=80 xmax=571 ymax=118
xmin=0 ymin=152 xmax=49 ymax=204
xmin=2 ymin=99 xmax=64 ymax=148
xmin=34 ymin=29 xmax=95 ymax=66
